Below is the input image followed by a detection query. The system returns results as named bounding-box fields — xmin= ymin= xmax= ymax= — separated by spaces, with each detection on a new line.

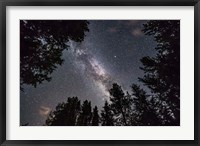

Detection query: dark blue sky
xmin=20 ymin=20 xmax=156 ymax=126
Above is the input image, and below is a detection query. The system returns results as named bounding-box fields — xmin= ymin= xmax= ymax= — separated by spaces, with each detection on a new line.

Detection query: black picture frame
xmin=0 ymin=0 xmax=199 ymax=145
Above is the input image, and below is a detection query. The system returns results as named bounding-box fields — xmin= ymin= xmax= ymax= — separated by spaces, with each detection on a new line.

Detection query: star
xmin=20 ymin=20 xmax=157 ymax=126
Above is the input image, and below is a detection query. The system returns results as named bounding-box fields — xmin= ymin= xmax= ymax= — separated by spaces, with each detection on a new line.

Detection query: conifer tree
xmin=109 ymin=83 xmax=132 ymax=126
xmin=77 ymin=100 xmax=92 ymax=126
xmin=45 ymin=97 xmax=80 ymax=126
xmin=101 ymin=101 xmax=114 ymax=126
xmin=131 ymin=84 xmax=160 ymax=125
xmin=92 ymin=106 xmax=100 ymax=126
xmin=138 ymin=20 xmax=180 ymax=125
xmin=20 ymin=20 xmax=89 ymax=88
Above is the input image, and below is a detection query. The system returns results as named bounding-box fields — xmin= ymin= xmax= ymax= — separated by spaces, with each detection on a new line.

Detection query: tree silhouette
xmin=101 ymin=101 xmax=114 ymax=126
xmin=131 ymin=84 xmax=160 ymax=126
xmin=45 ymin=103 xmax=66 ymax=126
xmin=45 ymin=97 xmax=81 ymax=126
xmin=138 ymin=20 xmax=180 ymax=125
xmin=77 ymin=100 xmax=92 ymax=126
xmin=45 ymin=98 xmax=99 ymax=126
xmin=43 ymin=20 xmax=180 ymax=126
xmin=123 ymin=91 xmax=135 ymax=125
xmin=109 ymin=83 xmax=132 ymax=126
xmin=20 ymin=20 xmax=89 ymax=88
xmin=91 ymin=106 xmax=100 ymax=126
xmin=21 ymin=123 xmax=29 ymax=126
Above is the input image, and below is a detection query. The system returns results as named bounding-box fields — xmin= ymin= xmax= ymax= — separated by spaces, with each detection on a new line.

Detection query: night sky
xmin=20 ymin=20 xmax=157 ymax=126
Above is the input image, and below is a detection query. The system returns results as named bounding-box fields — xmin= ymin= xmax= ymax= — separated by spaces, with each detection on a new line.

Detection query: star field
xmin=20 ymin=20 xmax=156 ymax=126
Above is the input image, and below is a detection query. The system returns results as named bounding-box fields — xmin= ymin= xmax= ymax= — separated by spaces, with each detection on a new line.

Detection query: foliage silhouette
xmin=21 ymin=123 xmax=29 ymax=126
xmin=20 ymin=20 xmax=89 ymax=88
xmin=45 ymin=97 xmax=81 ymax=126
xmin=92 ymin=106 xmax=100 ymax=126
xmin=43 ymin=20 xmax=180 ymax=126
xmin=77 ymin=100 xmax=92 ymax=126
xmin=100 ymin=101 xmax=114 ymax=126
xmin=109 ymin=83 xmax=133 ymax=126
xmin=131 ymin=84 xmax=161 ymax=126
xmin=139 ymin=20 xmax=180 ymax=125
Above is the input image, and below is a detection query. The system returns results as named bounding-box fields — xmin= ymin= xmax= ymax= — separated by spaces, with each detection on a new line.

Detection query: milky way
xmin=20 ymin=20 xmax=157 ymax=125
xmin=68 ymin=40 xmax=112 ymax=100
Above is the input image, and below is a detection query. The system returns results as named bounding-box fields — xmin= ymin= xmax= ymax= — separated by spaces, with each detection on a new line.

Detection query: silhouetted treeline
xmin=44 ymin=20 xmax=180 ymax=126
xmin=45 ymin=97 xmax=97 ymax=126
xmin=20 ymin=20 xmax=89 ymax=90
xmin=140 ymin=20 xmax=180 ymax=125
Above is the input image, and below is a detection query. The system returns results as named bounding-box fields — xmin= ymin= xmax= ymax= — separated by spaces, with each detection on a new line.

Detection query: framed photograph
xmin=0 ymin=0 xmax=199 ymax=145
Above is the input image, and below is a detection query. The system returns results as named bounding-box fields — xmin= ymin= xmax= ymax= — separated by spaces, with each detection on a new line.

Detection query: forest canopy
xmin=20 ymin=20 xmax=89 ymax=89
xmin=44 ymin=20 xmax=180 ymax=126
